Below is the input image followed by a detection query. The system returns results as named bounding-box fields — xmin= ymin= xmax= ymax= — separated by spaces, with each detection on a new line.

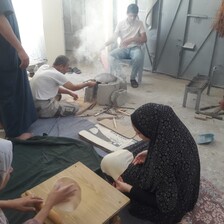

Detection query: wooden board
xmin=99 ymin=119 xmax=137 ymax=139
xmin=22 ymin=162 xmax=130 ymax=224
xmin=79 ymin=124 xmax=137 ymax=152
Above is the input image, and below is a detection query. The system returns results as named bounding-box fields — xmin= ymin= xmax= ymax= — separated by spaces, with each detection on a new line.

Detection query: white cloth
xmin=30 ymin=65 xmax=68 ymax=100
xmin=0 ymin=139 xmax=12 ymax=186
xmin=100 ymin=150 xmax=134 ymax=181
xmin=115 ymin=18 xmax=146 ymax=48
xmin=0 ymin=209 xmax=8 ymax=224
xmin=0 ymin=139 xmax=12 ymax=224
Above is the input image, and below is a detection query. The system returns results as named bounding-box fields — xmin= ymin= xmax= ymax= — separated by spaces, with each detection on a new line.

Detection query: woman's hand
xmin=132 ymin=150 xmax=148 ymax=165
xmin=70 ymin=92 xmax=78 ymax=100
xmin=18 ymin=49 xmax=29 ymax=69
xmin=114 ymin=177 xmax=132 ymax=193
xmin=8 ymin=196 xmax=43 ymax=212
xmin=45 ymin=183 xmax=77 ymax=208
xmin=30 ymin=184 xmax=77 ymax=224
xmin=86 ymin=81 xmax=97 ymax=87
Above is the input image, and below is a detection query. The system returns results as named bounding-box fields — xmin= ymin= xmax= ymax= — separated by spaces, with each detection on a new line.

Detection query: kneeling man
xmin=30 ymin=55 xmax=96 ymax=118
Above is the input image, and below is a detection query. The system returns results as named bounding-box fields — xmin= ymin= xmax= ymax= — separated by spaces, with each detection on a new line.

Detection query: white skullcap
xmin=101 ymin=150 xmax=134 ymax=181
xmin=0 ymin=139 xmax=13 ymax=185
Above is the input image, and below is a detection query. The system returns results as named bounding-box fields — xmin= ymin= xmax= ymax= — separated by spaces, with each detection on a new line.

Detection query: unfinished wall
xmin=41 ymin=0 xmax=65 ymax=65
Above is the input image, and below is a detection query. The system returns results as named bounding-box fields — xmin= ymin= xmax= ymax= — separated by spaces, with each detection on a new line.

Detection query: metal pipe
xmin=153 ymin=0 xmax=162 ymax=71
xmin=177 ymin=0 xmax=191 ymax=78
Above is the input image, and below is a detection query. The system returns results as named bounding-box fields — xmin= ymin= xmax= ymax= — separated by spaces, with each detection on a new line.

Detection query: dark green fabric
xmin=0 ymin=136 xmax=101 ymax=223
xmin=0 ymin=0 xmax=37 ymax=138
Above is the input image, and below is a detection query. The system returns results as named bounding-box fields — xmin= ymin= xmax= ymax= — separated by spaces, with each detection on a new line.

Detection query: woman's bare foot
xmin=0 ymin=122 xmax=4 ymax=129
xmin=16 ymin=133 xmax=33 ymax=140
xmin=110 ymin=215 xmax=121 ymax=224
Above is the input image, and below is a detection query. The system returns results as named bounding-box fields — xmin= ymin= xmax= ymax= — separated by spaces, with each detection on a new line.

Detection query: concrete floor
xmin=1 ymin=61 xmax=223 ymax=194
xmin=67 ymin=60 xmax=224 ymax=193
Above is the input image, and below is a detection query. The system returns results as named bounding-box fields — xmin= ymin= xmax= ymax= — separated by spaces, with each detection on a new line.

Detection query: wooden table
xmin=23 ymin=162 xmax=130 ymax=224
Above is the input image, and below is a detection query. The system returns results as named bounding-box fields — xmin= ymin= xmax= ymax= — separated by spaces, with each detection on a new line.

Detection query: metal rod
xmin=177 ymin=0 xmax=191 ymax=78
xmin=187 ymin=14 xmax=208 ymax=19
xmin=207 ymin=31 xmax=218 ymax=95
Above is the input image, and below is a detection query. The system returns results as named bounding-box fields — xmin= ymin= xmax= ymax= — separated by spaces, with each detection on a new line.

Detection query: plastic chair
xmin=119 ymin=45 xmax=145 ymax=84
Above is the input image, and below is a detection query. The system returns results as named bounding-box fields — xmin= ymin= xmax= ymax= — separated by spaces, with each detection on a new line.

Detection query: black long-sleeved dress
xmin=0 ymin=0 xmax=37 ymax=138
xmin=122 ymin=103 xmax=200 ymax=224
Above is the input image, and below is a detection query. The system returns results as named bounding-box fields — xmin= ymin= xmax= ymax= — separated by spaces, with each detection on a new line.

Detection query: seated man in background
xmin=30 ymin=55 xmax=96 ymax=118
xmin=103 ymin=4 xmax=147 ymax=88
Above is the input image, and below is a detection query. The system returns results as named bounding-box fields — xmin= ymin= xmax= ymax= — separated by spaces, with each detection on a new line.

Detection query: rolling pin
xmin=24 ymin=191 xmax=63 ymax=224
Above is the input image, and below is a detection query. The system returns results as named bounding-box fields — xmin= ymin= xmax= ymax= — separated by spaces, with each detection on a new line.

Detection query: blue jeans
xmin=109 ymin=46 xmax=144 ymax=81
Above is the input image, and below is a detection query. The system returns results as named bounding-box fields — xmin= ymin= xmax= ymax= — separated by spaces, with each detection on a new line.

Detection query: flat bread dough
xmin=101 ymin=150 xmax=134 ymax=180
xmin=54 ymin=177 xmax=81 ymax=212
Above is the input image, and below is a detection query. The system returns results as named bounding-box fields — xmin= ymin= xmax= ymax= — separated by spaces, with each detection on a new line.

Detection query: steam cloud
xmin=73 ymin=2 xmax=107 ymax=64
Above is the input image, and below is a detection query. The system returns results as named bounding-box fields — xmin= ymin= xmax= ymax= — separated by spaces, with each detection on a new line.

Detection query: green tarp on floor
xmin=0 ymin=136 xmax=101 ymax=224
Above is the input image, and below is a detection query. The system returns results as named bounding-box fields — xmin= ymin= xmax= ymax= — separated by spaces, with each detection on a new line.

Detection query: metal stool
xmin=182 ymin=74 xmax=209 ymax=112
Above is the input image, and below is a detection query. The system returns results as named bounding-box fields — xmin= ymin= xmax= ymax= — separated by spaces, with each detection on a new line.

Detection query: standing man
xmin=104 ymin=4 xmax=147 ymax=88
xmin=0 ymin=0 xmax=37 ymax=140
xmin=30 ymin=55 xmax=96 ymax=118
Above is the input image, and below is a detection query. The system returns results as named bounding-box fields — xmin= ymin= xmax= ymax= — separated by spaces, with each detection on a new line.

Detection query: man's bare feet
xmin=16 ymin=133 xmax=33 ymax=140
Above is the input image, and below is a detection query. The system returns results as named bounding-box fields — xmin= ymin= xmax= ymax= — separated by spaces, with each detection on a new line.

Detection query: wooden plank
xmin=76 ymin=102 xmax=96 ymax=115
xmin=22 ymin=162 xmax=130 ymax=224
xmin=99 ymin=119 xmax=136 ymax=139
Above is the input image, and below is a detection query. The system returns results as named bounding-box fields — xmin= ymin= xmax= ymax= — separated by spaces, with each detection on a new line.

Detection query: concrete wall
xmin=41 ymin=0 xmax=65 ymax=65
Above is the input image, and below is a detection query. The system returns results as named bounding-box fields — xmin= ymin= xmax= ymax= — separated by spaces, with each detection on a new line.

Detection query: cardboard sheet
xmin=79 ymin=124 xmax=137 ymax=152
xmin=99 ymin=119 xmax=137 ymax=139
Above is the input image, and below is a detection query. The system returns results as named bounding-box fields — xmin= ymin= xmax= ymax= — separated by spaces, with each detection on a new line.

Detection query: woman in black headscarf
xmin=114 ymin=103 xmax=200 ymax=224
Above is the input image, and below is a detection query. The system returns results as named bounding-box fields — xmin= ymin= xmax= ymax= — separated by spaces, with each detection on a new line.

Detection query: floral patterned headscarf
xmin=130 ymin=103 xmax=200 ymax=213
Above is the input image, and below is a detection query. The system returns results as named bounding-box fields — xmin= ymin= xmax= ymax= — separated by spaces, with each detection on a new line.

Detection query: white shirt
xmin=115 ymin=18 xmax=146 ymax=48
xmin=30 ymin=65 xmax=68 ymax=101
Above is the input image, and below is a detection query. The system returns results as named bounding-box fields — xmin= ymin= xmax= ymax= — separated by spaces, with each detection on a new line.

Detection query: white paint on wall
xmin=41 ymin=0 xmax=65 ymax=65
xmin=12 ymin=0 xmax=46 ymax=63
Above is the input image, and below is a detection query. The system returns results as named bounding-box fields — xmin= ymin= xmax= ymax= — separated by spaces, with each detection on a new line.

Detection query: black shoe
xmin=72 ymin=67 xmax=82 ymax=74
xmin=68 ymin=67 xmax=82 ymax=74
xmin=130 ymin=79 xmax=139 ymax=88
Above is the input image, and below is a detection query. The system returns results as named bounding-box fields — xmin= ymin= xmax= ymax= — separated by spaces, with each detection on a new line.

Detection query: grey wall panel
xmin=191 ymin=0 xmax=219 ymax=16
xmin=63 ymin=0 xmax=84 ymax=51
xmin=151 ymin=0 xmax=224 ymax=87
xmin=155 ymin=0 xmax=188 ymax=77
xmin=182 ymin=41 xmax=216 ymax=80
xmin=180 ymin=31 xmax=216 ymax=79
xmin=179 ymin=0 xmax=219 ymax=79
